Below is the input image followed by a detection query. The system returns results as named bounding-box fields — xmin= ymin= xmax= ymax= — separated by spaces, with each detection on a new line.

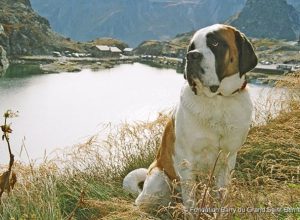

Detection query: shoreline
xmin=13 ymin=56 xmax=138 ymax=73
xmin=14 ymin=55 xmax=185 ymax=73
xmin=8 ymin=55 xmax=298 ymax=86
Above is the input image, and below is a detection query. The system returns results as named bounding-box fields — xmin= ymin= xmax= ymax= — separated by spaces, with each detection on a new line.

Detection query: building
xmin=123 ymin=48 xmax=134 ymax=56
xmin=91 ymin=45 xmax=122 ymax=57
xmin=91 ymin=45 xmax=112 ymax=57
xmin=110 ymin=46 xmax=122 ymax=57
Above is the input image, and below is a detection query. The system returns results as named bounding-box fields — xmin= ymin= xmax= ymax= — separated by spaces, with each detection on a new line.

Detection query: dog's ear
xmin=235 ymin=30 xmax=258 ymax=77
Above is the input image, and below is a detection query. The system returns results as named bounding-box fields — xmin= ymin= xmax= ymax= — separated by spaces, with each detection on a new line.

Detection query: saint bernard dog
xmin=123 ymin=24 xmax=258 ymax=210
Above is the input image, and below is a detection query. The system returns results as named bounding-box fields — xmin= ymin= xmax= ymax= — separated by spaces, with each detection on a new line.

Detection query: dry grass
xmin=0 ymin=76 xmax=299 ymax=219
xmin=0 ymin=114 xmax=170 ymax=219
xmin=236 ymin=102 xmax=300 ymax=183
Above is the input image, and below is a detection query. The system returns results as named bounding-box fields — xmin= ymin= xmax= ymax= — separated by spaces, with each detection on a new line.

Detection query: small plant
xmin=0 ymin=110 xmax=18 ymax=199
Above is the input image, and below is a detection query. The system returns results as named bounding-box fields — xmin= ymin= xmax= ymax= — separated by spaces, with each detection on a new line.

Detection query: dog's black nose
xmin=187 ymin=51 xmax=203 ymax=61
xmin=209 ymin=85 xmax=219 ymax=93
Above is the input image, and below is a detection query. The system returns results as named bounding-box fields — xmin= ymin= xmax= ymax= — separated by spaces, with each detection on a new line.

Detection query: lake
xmin=0 ymin=63 xmax=284 ymax=163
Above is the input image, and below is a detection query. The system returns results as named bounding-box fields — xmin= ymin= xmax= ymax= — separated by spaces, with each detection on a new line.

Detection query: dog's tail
xmin=123 ymin=168 xmax=147 ymax=195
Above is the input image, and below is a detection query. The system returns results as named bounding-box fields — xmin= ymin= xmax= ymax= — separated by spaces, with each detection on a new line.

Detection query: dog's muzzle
xmin=186 ymin=50 xmax=209 ymax=94
xmin=185 ymin=50 xmax=220 ymax=95
xmin=185 ymin=50 xmax=204 ymax=94
xmin=209 ymin=85 xmax=219 ymax=93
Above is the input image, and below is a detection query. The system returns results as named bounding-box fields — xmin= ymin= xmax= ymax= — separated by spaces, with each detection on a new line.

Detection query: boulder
xmin=0 ymin=24 xmax=4 ymax=34
xmin=0 ymin=45 xmax=9 ymax=75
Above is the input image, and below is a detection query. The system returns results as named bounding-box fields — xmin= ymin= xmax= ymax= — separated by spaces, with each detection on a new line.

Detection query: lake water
xmin=0 ymin=63 xmax=284 ymax=163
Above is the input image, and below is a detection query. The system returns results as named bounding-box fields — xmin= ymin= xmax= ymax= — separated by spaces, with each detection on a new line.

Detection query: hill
xmin=228 ymin=0 xmax=300 ymax=41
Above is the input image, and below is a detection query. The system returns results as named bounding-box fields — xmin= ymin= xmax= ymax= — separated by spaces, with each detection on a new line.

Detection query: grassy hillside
xmin=0 ymin=75 xmax=299 ymax=220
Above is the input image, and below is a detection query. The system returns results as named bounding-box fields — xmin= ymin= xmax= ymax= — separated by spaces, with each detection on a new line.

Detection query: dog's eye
xmin=208 ymin=38 xmax=219 ymax=47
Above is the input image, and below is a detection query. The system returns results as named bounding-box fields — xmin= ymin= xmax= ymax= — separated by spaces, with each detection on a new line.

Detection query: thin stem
xmin=200 ymin=150 xmax=222 ymax=209
xmin=0 ymin=112 xmax=15 ymax=199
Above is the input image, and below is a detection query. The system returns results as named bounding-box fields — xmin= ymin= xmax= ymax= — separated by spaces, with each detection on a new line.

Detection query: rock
xmin=0 ymin=45 xmax=9 ymax=75
xmin=228 ymin=0 xmax=300 ymax=41
xmin=0 ymin=24 xmax=4 ymax=34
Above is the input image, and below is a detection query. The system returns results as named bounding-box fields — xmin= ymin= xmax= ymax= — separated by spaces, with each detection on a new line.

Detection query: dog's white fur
xmin=123 ymin=24 xmax=255 ymax=210
xmin=174 ymin=82 xmax=252 ymax=207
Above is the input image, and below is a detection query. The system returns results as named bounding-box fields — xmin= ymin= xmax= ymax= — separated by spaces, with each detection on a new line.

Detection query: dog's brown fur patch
xmin=148 ymin=118 xmax=178 ymax=181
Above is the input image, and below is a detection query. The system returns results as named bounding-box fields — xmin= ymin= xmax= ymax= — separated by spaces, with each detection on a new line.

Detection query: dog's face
xmin=185 ymin=24 xmax=258 ymax=97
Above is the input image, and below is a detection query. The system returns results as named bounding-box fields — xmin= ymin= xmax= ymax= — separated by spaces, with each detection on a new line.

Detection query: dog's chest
xmin=174 ymin=85 xmax=252 ymax=166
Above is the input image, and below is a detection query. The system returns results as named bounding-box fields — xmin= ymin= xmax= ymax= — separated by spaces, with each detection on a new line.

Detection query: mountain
xmin=228 ymin=0 xmax=300 ymax=41
xmin=287 ymin=0 xmax=300 ymax=11
xmin=30 ymin=0 xmax=247 ymax=47
xmin=0 ymin=0 xmax=84 ymax=56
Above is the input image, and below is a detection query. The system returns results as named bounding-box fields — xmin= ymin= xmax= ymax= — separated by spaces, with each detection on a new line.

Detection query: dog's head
xmin=184 ymin=24 xmax=257 ymax=97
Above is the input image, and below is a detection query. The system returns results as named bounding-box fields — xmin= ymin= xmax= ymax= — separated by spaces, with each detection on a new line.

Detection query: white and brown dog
xmin=123 ymin=24 xmax=258 ymax=210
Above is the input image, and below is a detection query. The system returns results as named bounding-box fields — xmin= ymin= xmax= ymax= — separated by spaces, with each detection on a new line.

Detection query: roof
xmin=110 ymin=46 xmax=122 ymax=53
xmin=124 ymin=48 xmax=133 ymax=52
xmin=95 ymin=45 xmax=110 ymax=51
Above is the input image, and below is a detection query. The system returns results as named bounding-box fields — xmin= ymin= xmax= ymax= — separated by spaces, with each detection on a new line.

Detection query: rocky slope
xmin=0 ymin=46 xmax=9 ymax=74
xmin=0 ymin=0 xmax=84 ymax=56
xmin=30 ymin=0 xmax=247 ymax=46
xmin=228 ymin=0 xmax=300 ymax=40
xmin=287 ymin=0 xmax=300 ymax=11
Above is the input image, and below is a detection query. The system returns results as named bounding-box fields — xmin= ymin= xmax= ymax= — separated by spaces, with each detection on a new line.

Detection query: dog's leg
xmin=175 ymin=159 xmax=196 ymax=209
xmin=177 ymin=169 xmax=197 ymax=220
xmin=215 ymin=152 xmax=237 ymax=191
